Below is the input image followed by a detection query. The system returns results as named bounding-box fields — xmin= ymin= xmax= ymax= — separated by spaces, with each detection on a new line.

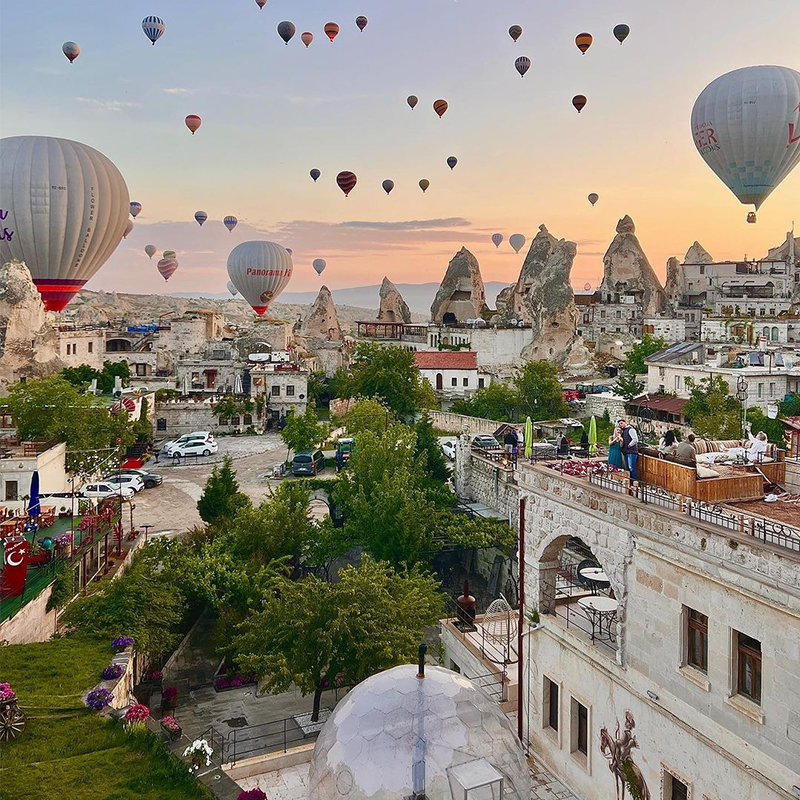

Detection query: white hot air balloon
xmin=0 ymin=136 xmax=130 ymax=311
xmin=509 ymin=233 xmax=526 ymax=253
xmin=227 ymin=241 xmax=293 ymax=316
xmin=691 ymin=65 xmax=800 ymax=220
xmin=312 ymin=258 xmax=327 ymax=275
xmin=227 ymin=280 xmax=239 ymax=297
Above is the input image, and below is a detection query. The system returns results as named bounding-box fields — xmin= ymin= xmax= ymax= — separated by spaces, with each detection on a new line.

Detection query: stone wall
xmin=427 ymin=410 xmax=506 ymax=435
xmin=0 ymin=584 xmax=57 ymax=644
xmin=154 ymin=400 xmax=251 ymax=438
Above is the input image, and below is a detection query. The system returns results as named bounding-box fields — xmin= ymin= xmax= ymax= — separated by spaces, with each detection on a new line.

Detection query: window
xmin=136 ymin=364 xmax=147 ymax=376
xmin=663 ymin=769 xmax=690 ymax=800
xmin=570 ymin=698 xmax=588 ymax=759
xmin=451 ymin=377 xmax=457 ymax=387
xmin=600 ymin=310 xmax=606 ymax=319
xmin=243 ymin=414 xmax=253 ymax=425
xmin=5 ymin=480 xmax=18 ymax=501
xmin=286 ymin=385 xmax=295 ymax=397
xmin=757 ymin=383 xmax=763 ymax=399
xmin=675 ymin=375 xmax=682 ymax=391
xmin=616 ymin=310 xmax=621 ymax=319
xmin=478 ymin=378 xmax=485 ymax=389
xmin=544 ymin=677 xmax=559 ymax=732
xmin=686 ymin=608 xmax=708 ymax=672
xmin=88 ymin=342 xmax=93 ymax=353
xmin=736 ymin=631 xmax=762 ymax=704
xmin=219 ymin=417 xmax=229 ymax=426
xmin=271 ymin=385 xmax=281 ymax=396
xmin=231 ymin=416 xmax=240 ymax=426
xmin=769 ymin=382 xmax=775 ymax=398
xmin=583 ymin=314 xmax=589 ymax=324
xmin=463 ymin=377 xmax=469 ymax=387
xmin=659 ymin=367 xmax=666 ymax=378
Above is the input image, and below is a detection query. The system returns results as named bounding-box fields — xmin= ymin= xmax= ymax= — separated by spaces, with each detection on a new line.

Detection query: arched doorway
xmin=436 ymin=373 xmax=443 ymax=391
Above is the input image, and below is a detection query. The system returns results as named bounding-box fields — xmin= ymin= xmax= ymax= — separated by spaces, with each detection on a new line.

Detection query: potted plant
xmin=183 ymin=738 xmax=213 ymax=772
xmin=85 ymin=688 xmax=114 ymax=711
xmin=161 ymin=686 xmax=178 ymax=712
xmin=160 ymin=715 xmax=182 ymax=742
xmin=123 ymin=703 xmax=150 ymax=734
xmin=111 ymin=636 xmax=135 ymax=652
xmin=102 ymin=664 xmax=123 ymax=681
xmin=237 ymin=790 xmax=267 ymax=800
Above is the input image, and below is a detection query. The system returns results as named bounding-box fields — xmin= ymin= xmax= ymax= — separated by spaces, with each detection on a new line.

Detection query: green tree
xmin=307 ymin=370 xmax=328 ymax=406
xmin=97 ymin=360 xmax=131 ymax=394
xmin=197 ymin=456 xmax=251 ymax=525
xmin=623 ymin=334 xmax=667 ymax=375
xmin=450 ymin=382 xmax=519 ymax=421
xmin=414 ymin=413 xmax=450 ymax=483
xmin=745 ymin=407 xmax=785 ymax=445
xmin=132 ymin=396 xmax=153 ymax=444
xmin=233 ymin=557 xmax=443 ymax=721
xmin=337 ymin=396 xmax=394 ymax=436
xmin=280 ymin=405 xmax=329 ymax=455
xmin=684 ymin=375 xmax=742 ymax=439
xmin=615 ymin=372 xmax=645 ymax=401
xmin=60 ymin=364 xmax=99 ymax=389
xmin=514 ymin=361 xmax=569 ymax=421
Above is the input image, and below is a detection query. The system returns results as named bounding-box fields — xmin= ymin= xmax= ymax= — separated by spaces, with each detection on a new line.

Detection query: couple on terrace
xmin=607 ymin=419 xmax=638 ymax=480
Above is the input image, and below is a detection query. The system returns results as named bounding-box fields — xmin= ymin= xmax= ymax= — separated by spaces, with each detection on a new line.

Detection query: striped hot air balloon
xmin=356 ymin=16 xmax=368 ymax=32
xmin=123 ymin=220 xmax=134 ymax=238
xmin=157 ymin=257 xmax=178 ymax=281
xmin=433 ymin=99 xmax=448 ymax=118
xmin=277 ymin=21 xmax=295 ymax=44
xmin=185 ymin=114 xmax=202 ymax=134
xmin=163 ymin=250 xmax=176 ymax=259
xmin=62 ymin=42 xmax=80 ymax=63
xmin=336 ymin=171 xmax=357 ymax=197
xmin=324 ymin=22 xmax=340 ymax=41
xmin=515 ymin=56 xmax=530 ymax=78
xmin=145 ymin=245 xmax=157 ymax=259
xmin=301 ymin=31 xmax=314 ymax=47
xmin=382 ymin=179 xmax=394 ymax=195
xmin=575 ymin=33 xmax=593 ymax=54
xmin=224 ymin=216 xmax=238 ymax=232
xmin=508 ymin=25 xmax=522 ymax=43
xmin=255 ymin=0 xmax=267 ymax=8
xmin=572 ymin=95 xmax=587 ymax=113
xmin=227 ymin=280 xmax=239 ymax=296
xmin=142 ymin=16 xmax=165 ymax=45
xmin=194 ymin=210 xmax=208 ymax=226
xmin=491 ymin=233 xmax=503 ymax=248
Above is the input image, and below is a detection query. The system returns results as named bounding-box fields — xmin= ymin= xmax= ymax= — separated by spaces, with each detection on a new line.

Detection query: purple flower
xmin=230 ymin=677 xmax=244 ymax=687
xmin=215 ymin=677 xmax=230 ymax=690
xmin=111 ymin=636 xmax=135 ymax=651
xmin=0 ymin=683 xmax=16 ymax=702
xmin=86 ymin=688 xmax=114 ymax=710
xmin=102 ymin=664 xmax=123 ymax=681
xmin=237 ymin=789 xmax=267 ymax=800
xmin=161 ymin=715 xmax=181 ymax=731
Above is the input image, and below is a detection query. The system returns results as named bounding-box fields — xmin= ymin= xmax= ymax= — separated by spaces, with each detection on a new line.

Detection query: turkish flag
xmin=1 ymin=536 xmax=29 ymax=598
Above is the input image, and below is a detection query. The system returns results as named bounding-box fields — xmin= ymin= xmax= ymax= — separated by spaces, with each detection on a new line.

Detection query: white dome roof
xmin=308 ymin=664 xmax=531 ymax=800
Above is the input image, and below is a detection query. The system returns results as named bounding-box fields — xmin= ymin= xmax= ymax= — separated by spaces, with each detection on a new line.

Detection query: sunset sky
xmin=1 ymin=0 xmax=798 ymax=298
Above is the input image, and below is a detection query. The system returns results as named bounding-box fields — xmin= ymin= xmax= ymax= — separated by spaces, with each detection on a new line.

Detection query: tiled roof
xmin=414 ymin=351 xmax=478 ymax=370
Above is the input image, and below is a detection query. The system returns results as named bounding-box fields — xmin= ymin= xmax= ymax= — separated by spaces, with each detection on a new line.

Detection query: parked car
xmin=471 ymin=435 xmax=499 ymax=449
xmin=292 ymin=450 xmax=326 ymax=476
xmin=166 ymin=439 xmax=219 ymax=458
xmin=82 ymin=481 xmax=135 ymax=500
xmin=441 ymin=440 xmax=456 ymax=460
xmin=119 ymin=468 xmax=163 ymax=489
xmin=102 ymin=474 xmax=145 ymax=493
xmin=160 ymin=431 xmax=214 ymax=453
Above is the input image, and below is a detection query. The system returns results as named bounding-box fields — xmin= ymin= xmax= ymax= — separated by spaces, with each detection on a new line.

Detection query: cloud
xmin=339 ymin=218 xmax=471 ymax=231
xmin=163 ymin=87 xmax=195 ymax=95
xmin=76 ymin=97 xmax=139 ymax=112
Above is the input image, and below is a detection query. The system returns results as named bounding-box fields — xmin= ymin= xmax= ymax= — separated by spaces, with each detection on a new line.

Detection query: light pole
xmin=736 ymin=375 xmax=749 ymax=438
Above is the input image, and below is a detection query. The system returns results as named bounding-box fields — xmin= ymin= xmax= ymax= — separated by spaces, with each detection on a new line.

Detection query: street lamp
xmin=736 ymin=375 xmax=749 ymax=438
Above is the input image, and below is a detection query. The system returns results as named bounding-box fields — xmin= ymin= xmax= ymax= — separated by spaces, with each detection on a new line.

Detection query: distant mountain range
xmin=167 ymin=281 xmax=511 ymax=316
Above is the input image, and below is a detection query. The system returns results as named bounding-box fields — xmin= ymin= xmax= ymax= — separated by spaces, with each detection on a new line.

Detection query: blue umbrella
xmin=27 ymin=470 xmax=41 ymax=518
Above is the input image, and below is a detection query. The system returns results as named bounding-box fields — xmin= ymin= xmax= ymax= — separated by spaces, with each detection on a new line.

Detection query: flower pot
xmin=161 ymin=723 xmax=182 ymax=741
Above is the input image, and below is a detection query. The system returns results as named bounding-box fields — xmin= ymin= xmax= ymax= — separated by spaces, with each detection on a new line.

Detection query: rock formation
xmin=430 ymin=248 xmax=487 ymax=324
xmin=0 ymin=261 xmax=63 ymax=390
xmin=663 ymin=257 xmax=686 ymax=310
xmin=377 ymin=277 xmax=412 ymax=324
xmin=684 ymin=241 xmax=714 ymax=264
xmin=766 ymin=231 xmax=799 ymax=264
xmin=599 ymin=216 xmax=666 ymax=316
xmin=299 ymin=286 xmax=343 ymax=342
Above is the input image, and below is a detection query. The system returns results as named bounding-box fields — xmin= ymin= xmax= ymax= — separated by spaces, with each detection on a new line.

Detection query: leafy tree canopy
xmin=197 ymin=456 xmax=251 ymax=525
xmin=451 ymin=382 xmax=519 ymax=422
xmin=337 ymin=396 xmax=394 ymax=436
xmin=514 ymin=360 xmax=569 ymax=421
xmin=615 ymin=372 xmax=645 ymax=401
xmin=745 ymin=407 xmax=785 ymax=445
xmin=61 ymin=360 xmax=131 ymax=394
xmin=280 ymin=404 xmax=329 ymax=454
xmin=684 ymin=375 xmax=742 ymax=439
xmin=623 ymin=334 xmax=667 ymax=375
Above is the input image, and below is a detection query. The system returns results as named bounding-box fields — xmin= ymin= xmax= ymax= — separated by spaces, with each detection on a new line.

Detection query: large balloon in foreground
xmin=433 ymin=99 xmax=448 ymax=118
xmin=407 ymin=95 xmax=418 ymax=110
xmin=301 ymin=31 xmax=314 ymax=47
xmin=691 ymin=65 xmax=800 ymax=216
xmin=356 ymin=16 xmax=368 ymax=32
xmin=277 ymin=21 xmax=295 ymax=44
xmin=447 ymin=156 xmax=458 ymax=170
xmin=515 ymin=56 xmax=530 ymax=78
xmin=509 ymin=234 xmax=526 ymax=253
xmin=419 ymin=179 xmax=430 ymax=193
xmin=227 ymin=240 xmax=293 ymax=315
xmin=227 ymin=280 xmax=238 ymax=296
xmin=613 ymin=24 xmax=630 ymax=44
xmin=145 ymin=245 xmax=157 ymax=259
xmin=130 ymin=201 xmax=142 ymax=218
xmin=491 ymin=233 xmax=503 ymax=248
xmin=310 ymin=168 xmax=321 ymax=182
xmin=142 ymin=16 xmax=165 ymax=45
xmin=62 ymin=42 xmax=80 ymax=63
xmin=185 ymin=115 xmax=202 ymax=134
xmin=123 ymin=220 xmax=134 ymax=238
xmin=508 ymin=25 xmax=522 ymax=43
xmin=588 ymin=193 xmax=599 ymax=206
xmin=313 ymin=258 xmax=327 ymax=275
xmin=157 ymin=257 xmax=178 ymax=281
xmin=575 ymin=33 xmax=593 ymax=54
xmin=382 ymin=179 xmax=394 ymax=195
xmin=194 ymin=210 xmax=208 ymax=226
xmin=336 ymin=171 xmax=357 ymax=197
xmin=572 ymin=95 xmax=587 ymax=113
xmin=224 ymin=216 xmax=238 ymax=232
xmin=324 ymin=22 xmax=340 ymax=41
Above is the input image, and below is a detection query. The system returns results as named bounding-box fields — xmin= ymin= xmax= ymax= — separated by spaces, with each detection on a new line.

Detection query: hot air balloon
xmin=163 ymin=250 xmax=176 ymax=259
xmin=356 ymin=16 xmax=368 ymax=32
xmin=62 ymin=42 xmax=80 ymax=63
xmin=446 ymin=156 xmax=458 ymax=170
xmin=185 ymin=115 xmax=202 ymax=135
xmin=515 ymin=57 xmax=531 ymax=78
xmin=613 ymin=24 xmax=630 ymax=44
xmin=509 ymin=234 xmax=526 ymax=253
xmin=419 ymin=179 xmax=430 ymax=193
xmin=0 ymin=136 xmax=130 ymax=311
xmin=583 ymin=282 xmax=592 ymax=292
xmin=407 ymin=95 xmax=418 ymax=110
xmin=286 ymin=248 xmax=293 ymax=255
xmin=433 ymin=99 xmax=448 ymax=118
xmin=227 ymin=240 xmax=293 ymax=315
xmin=508 ymin=25 xmax=522 ymax=43
xmin=157 ymin=257 xmax=178 ymax=281
xmin=301 ymin=31 xmax=314 ymax=47
xmin=324 ymin=22 xmax=340 ymax=42
xmin=227 ymin=280 xmax=239 ymax=296
xmin=123 ymin=220 xmax=134 ymax=239
xmin=145 ymin=245 xmax=157 ymax=259
xmin=588 ymin=193 xmax=599 ymax=206
xmin=255 ymin=0 xmax=267 ymax=8
xmin=130 ymin=201 xmax=142 ymax=218
xmin=313 ymin=258 xmax=327 ymax=275
xmin=575 ymin=33 xmax=593 ymax=54
xmin=691 ymin=65 xmax=800 ymax=219
xmin=142 ymin=16 xmax=165 ymax=46
xmin=491 ymin=233 xmax=503 ymax=248
xmin=277 ymin=21 xmax=296 ymax=45
xmin=336 ymin=171 xmax=357 ymax=197
xmin=310 ymin=168 xmax=321 ymax=182
xmin=382 ymin=179 xmax=394 ymax=195
xmin=224 ymin=216 xmax=238 ymax=232
xmin=194 ymin=210 xmax=208 ymax=226
xmin=572 ymin=95 xmax=587 ymax=113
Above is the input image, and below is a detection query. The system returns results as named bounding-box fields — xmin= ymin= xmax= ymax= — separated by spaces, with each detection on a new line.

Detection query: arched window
xmin=772 ymin=326 xmax=779 ymax=341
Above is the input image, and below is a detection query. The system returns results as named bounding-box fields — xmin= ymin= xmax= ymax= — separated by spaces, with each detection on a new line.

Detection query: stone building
xmin=413 ymin=350 xmax=489 ymax=401
xmin=250 ymin=362 xmax=309 ymax=423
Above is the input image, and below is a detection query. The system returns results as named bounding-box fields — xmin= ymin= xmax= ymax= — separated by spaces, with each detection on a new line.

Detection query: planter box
xmin=160 ymin=723 xmax=182 ymax=742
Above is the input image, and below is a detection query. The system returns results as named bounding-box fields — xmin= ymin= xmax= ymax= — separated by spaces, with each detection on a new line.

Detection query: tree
xmin=451 ymin=382 xmax=519 ymax=421
xmin=307 ymin=371 xmax=328 ymax=407
xmin=684 ymin=375 xmax=742 ymax=439
xmin=97 ymin=360 xmax=131 ymax=394
xmin=197 ymin=456 xmax=250 ymax=525
xmin=615 ymin=372 xmax=645 ymax=401
xmin=745 ymin=407 xmax=785 ymax=445
xmin=132 ymin=396 xmax=153 ymax=444
xmin=337 ymin=397 xmax=393 ymax=436
xmin=623 ymin=334 xmax=667 ymax=375
xmin=60 ymin=364 xmax=99 ymax=389
xmin=280 ymin=405 xmax=328 ymax=455
xmin=233 ymin=557 xmax=443 ymax=721
xmin=414 ymin=413 xmax=450 ymax=484
xmin=514 ymin=361 xmax=569 ymax=421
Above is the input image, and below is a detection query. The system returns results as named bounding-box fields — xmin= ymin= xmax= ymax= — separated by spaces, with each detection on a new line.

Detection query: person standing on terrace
xmin=619 ymin=419 xmax=639 ymax=481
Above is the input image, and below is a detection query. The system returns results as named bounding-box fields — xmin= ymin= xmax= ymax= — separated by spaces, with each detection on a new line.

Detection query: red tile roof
xmin=627 ymin=395 xmax=689 ymax=414
xmin=414 ymin=351 xmax=478 ymax=370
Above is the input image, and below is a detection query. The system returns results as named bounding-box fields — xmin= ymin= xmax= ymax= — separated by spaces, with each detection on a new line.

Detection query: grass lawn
xmin=0 ymin=635 xmax=212 ymax=800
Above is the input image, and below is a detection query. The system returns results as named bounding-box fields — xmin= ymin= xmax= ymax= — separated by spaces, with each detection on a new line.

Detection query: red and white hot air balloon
xmin=336 ymin=171 xmax=357 ymax=197
xmin=227 ymin=241 xmax=293 ymax=316
xmin=185 ymin=114 xmax=202 ymax=134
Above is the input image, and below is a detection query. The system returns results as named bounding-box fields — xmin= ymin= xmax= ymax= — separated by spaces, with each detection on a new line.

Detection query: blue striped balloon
xmin=142 ymin=16 xmax=165 ymax=45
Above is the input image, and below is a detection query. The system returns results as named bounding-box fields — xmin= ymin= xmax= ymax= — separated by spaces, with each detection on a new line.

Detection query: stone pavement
xmin=528 ymin=757 xmax=579 ymax=800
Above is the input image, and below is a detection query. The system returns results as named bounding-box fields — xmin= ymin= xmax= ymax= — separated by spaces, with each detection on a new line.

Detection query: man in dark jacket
xmin=618 ymin=419 xmax=639 ymax=481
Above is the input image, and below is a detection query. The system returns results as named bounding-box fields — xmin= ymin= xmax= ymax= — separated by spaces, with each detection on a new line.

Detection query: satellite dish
xmin=475 ymin=319 xmax=486 ymax=328
xmin=584 ymin=282 xmax=592 ymax=291
xmin=510 ymin=318 xmax=518 ymax=326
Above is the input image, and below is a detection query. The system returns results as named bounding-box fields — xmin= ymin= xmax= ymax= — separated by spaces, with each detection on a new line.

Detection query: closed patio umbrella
xmin=524 ymin=417 xmax=532 ymax=459
xmin=27 ymin=470 xmax=41 ymax=518
xmin=588 ymin=416 xmax=597 ymax=456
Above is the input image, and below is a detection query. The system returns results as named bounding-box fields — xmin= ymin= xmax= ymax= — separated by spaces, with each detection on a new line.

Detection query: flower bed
xmin=160 ymin=715 xmax=182 ymax=741
xmin=110 ymin=636 xmax=135 ymax=651
xmin=102 ymin=664 xmax=123 ymax=681
xmin=544 ymin=460 xmax=620 ymax=479
xmin=85 ymin=688 xmax=114 ymax=710
xmin=213 ymin=659 xmax=257 ymax=692
xmin=124 ymin=703 xmax=150 ymax=733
